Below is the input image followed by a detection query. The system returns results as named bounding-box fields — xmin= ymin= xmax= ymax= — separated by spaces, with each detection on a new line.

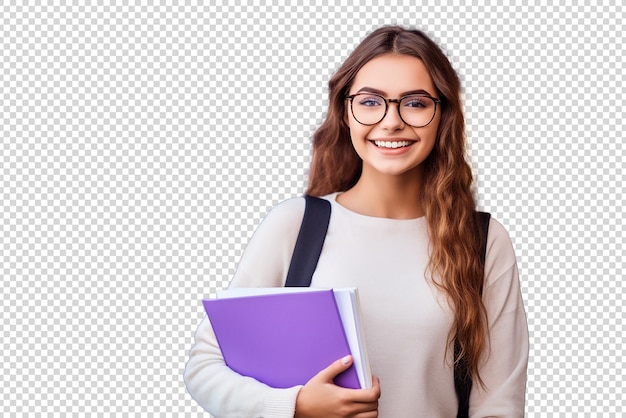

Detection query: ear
xmin=343 ymin=104 xmax=350 ymax=126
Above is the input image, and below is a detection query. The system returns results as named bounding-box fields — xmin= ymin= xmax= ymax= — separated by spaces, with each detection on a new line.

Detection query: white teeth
xmin=374 ymin=140 xmax=412 ymax=149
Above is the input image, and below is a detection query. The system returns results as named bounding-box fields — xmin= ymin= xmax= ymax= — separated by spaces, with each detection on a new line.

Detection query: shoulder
xmin=243 ymin=196 xmax=308 ymax=251
xmin=228 ymin=196 xmax=308 ymax=287
xmin=258 ymin=196 xmax=306 ymax=232
xmin=484 ymin=216 xmax=519 ymax=284
xmin=259 ymin=194 xmax=335 ymax=230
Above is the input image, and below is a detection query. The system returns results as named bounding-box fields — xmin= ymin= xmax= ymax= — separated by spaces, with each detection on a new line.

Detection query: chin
xmin=367 ymin=164 xmax=423 ymax=178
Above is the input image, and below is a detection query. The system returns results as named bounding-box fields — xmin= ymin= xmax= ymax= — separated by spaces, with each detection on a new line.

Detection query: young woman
xmin=185 ymin=26 xmax=529 ymax=417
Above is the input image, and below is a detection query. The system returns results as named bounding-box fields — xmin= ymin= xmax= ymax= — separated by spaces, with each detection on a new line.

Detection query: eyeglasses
xmin=346 ymin=93 xmax=441 ymax=128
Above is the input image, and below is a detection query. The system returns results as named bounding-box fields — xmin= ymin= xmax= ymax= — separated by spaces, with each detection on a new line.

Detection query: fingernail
xmin=341 ymin=355 xmax=351 ymax=365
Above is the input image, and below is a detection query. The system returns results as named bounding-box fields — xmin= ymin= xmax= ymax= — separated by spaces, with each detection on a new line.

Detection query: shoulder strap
xmin=477 ymin=211 xmax=491 ymax=273
xmin=455 ymin=211 xmax=491 ymax=418
xmin=284 ymin=195 xmax=332 ymax=287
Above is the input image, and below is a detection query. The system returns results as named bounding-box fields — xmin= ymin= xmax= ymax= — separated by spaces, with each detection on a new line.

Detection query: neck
xmin=338 ymin=167 xmax=425 ymax=219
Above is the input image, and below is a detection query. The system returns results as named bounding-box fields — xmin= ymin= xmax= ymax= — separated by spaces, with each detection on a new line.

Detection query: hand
xmin=294 ymin=355 xmax=381 ymax=418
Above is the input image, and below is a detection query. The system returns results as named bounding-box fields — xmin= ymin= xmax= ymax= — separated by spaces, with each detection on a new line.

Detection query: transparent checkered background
xmin=1 ymin=2 xmax=623 ymax=417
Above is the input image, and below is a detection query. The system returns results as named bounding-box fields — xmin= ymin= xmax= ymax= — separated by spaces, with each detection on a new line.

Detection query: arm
xmin=470 ymin=219 xmax=529 ymax=418
xmin=184 ymin=198 xmax=306 ymax=417
xmin=184 ymin=316 xmax=302 ymax=417
xmin=184 ymin=196 xmax=382 ymax=417
xmin=185 ymin=318 xmax=380 ymax=418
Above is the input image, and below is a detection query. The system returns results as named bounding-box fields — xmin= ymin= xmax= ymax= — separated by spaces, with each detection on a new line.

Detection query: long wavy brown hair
xmin=307 ymin=26 xmax=488 ymax=386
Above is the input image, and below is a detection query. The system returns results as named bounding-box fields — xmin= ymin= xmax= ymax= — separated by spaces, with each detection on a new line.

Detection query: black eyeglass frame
xmin=346 ymin=93 xmax=441 ymax=128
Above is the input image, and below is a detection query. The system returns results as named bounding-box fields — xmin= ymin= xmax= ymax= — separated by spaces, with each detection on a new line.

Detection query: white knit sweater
xmin=184 ymin=193 xmax=529 ymax=418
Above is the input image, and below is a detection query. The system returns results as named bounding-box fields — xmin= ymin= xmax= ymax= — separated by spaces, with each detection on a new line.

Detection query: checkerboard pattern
xmin=1 ymin=2 xmax=623 ymax=416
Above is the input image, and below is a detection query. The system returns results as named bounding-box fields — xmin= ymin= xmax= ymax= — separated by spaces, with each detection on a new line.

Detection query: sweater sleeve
xmin=470 ymin=219 xmax=529 ymax=418
xmin=183 ymin=197 xmax=306 ymax=417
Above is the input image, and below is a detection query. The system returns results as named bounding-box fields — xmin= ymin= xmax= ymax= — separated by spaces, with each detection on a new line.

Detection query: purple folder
xmin=202 ymin=289 xmax=360 ymax=389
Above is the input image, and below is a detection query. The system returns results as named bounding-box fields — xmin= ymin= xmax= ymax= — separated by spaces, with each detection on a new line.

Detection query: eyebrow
xmin=356 ymin=86 xmax=436 ymax=97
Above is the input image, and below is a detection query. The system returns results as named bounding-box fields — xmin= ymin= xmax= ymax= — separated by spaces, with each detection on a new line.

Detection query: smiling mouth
xmin=372 ymin=140 xmax=416 ymax=149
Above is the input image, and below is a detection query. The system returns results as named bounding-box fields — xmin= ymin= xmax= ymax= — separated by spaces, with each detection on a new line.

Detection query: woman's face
xmin=346 ymin=54 xmax=440 ymax=179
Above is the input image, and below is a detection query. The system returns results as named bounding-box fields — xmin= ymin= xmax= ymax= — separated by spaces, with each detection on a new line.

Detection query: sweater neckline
xmin=326 ymin=192 xmax=427 ymax=225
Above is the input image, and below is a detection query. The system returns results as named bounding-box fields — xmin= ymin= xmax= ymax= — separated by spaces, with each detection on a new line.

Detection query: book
xmin=203 ymin=287 xmax=371 ymax=389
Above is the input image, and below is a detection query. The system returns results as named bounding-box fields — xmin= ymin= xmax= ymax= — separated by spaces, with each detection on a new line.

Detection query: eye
xmin=403 ymin=96 xmax=429 ymax=108
xmin=403 ymin=95 xmax=438 ymax=110
xmin=356 ymin=95 xmax=384 ymax=107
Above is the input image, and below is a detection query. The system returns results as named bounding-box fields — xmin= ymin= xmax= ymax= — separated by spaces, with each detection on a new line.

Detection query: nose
xmin=379 ymin=100 xmax=405 ymax=130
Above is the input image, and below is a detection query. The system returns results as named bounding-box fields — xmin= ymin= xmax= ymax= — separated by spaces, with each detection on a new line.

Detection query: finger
xmin=314 ymin=355 xmax=353 ymax=382
xmin=354 ymin=411 xmax=379 ymax=418
xmin=369 ymin=376 xmax=381 ymax=399
xmin=350 ymin=376 xmax=381 ymax=404
xmin=350 ymin=400 xmax=379 ymax=413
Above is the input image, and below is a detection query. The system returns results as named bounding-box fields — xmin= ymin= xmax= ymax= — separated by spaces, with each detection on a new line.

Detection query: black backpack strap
xmin=455 ymin=211 xmax=491 ymax=418
xmin=284 ymin=195 xmax=332 ymax=287
xmin=477 ymin=211 xmax=491 ymax=270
